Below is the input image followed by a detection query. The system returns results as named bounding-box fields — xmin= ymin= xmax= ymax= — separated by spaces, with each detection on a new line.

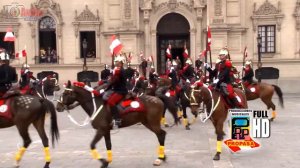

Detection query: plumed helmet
xmin=114 ymin=55 xmax=126 ymax=63
xmin=22 ymin=64 xmax=30 ymax=68
xmin=245 ymin=60 xmax=252 ymax=65
xmin=0 ymin=52 xmax=10 ymax=60
xmin=215 ymin=58 xmax=221 ymax=64
xmin=219 ymin=49 xmax=228 ymax=56
xmin=172 ymin=60 xmax=177 ymax=66
xmin=186 ymin=59 xmax=192 ymax=65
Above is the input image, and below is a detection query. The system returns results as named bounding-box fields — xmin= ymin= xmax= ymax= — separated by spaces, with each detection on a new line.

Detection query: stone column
xmin=143 ymin=9 xmax=151 ymax=60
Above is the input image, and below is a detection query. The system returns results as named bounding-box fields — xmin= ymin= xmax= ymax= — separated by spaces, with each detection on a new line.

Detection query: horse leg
xmin=261 ymin=97 xmax=276 ymax=121
xmin=143 ymin=123 xmax=167 ymax=166
xmin=182 ymin=106 xmax=190 ymax=130
xmin=15 ymin=124 xmax=32 ymax=167
xmin=213 ymin=119 xmax=224 ymax=161
xmin=104 ymin=132 xmax=113 ymax=163
xmin=160 ymin=106 xmax=169 ymax=127
xmin=33 ymin=118 xmax=51 ymax=168
xmin=90 ymin=129 xmax=109 ymax=168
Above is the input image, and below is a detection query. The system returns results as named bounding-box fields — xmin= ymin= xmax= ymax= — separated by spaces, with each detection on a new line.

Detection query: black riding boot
xmin=111 ymin=106 xmax=122 ymax=128
xmin=231 ymin=97 xmax=243 ymax=109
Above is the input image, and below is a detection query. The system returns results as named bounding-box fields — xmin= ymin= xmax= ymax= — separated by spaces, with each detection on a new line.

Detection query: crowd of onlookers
xmin=39 ymin=47 xmax=58 ymax=63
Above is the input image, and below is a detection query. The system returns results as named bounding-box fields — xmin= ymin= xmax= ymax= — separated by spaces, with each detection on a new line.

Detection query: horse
xmin=33 ymin=75 xmax=60 ymax=99
xmin=56 ymin=81 xmax=178 ymax=168
xmin=0 ymin=95 xmax=59 ymax=168
xmin=189 ymin=85 xmax=247 ymax=161
xmin=133 ymin=77 xmax=180 ymax=127
xmin=239 ymin=82 xmax=284 ymax=121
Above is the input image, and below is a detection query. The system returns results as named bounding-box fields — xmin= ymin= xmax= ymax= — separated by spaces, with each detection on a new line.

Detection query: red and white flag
xmin=166 ymin=44 xmax=172 ymax=59
xmin=4 ymin=28 xmax=15 ymax=42
xmin=183 ymin=44 xmax=189 ymax=59
xmin=200 ymin=49 xmax=206 ymax=58
xmin=207 ymin=26 xmax=212 ymax=51
xmin=139 ymin=51 xmax=144 ymax=58
xmin=148 ymin=55 xmax=154 ymax=62
xmin=16 ymin=49 xmax=27 ymax=58
xmin=109 ymin=35 xmax=123 ymax=55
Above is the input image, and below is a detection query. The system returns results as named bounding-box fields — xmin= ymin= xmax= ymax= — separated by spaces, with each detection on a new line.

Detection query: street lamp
xmin=257 ymin=34 xmax=262 ymax=82
xmin=82 ymin=38 xmax=88 ymax=71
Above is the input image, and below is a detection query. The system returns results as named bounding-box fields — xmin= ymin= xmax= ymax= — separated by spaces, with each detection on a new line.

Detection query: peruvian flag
xmin=109 ymin=35 xmax=123 ymax=55
xmin=200 ymin=49 xmax=206 ymax=58
xmin=4 ymin=28 xmax=15 ymax=42
xmin=207 ymin=26 xmax=212 ymax=51
xmin=139 ymin=51 xmax=144 ymax=58
xmin=148 ymin=55 xmax=154 ymax=62
xmin=183 ymin=45 xmax=189 ymax=59
xmin=166 ymin=44 xmax=172 ymax=59
xmin=16 ymin=49 xmax=27 ymax=58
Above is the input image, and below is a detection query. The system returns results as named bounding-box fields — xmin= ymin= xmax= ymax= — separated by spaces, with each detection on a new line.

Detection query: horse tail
xmin=41 ymin=99 xmax=60 ymax=147
xmin=272 ymin=85 xmax=284 ymax=108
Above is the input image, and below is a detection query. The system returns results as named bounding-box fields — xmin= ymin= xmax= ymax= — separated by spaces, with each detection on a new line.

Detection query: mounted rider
xmin=242 ymin=60 xmax=254 ymax=87
xmin=19 ymin=64 xmax=39 ymax=91
xmin=182 ymin=59 xmax=195 ymax=84
xmin=149 ymin=65 xmax=159 ymax=88
xmin=212 ymin=48 xmax=243 ymax=108
xmin=103 ymin=55 xmax=128 ymax=128
xmin=100 ymin=64 xmax=111 ymax=82
xmin=0 ymin=51 xmax=18 ymax=98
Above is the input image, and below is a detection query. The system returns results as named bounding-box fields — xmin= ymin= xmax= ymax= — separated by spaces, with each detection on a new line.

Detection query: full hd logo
xmin=224 ymin=109 xmax=271 ymax=153
xmin=252 ymin=110 xmax=270 ymax=138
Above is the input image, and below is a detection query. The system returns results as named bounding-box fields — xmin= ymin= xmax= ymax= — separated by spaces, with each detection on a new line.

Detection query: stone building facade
xmin=1 ymin=0 xmax=300 ymax=92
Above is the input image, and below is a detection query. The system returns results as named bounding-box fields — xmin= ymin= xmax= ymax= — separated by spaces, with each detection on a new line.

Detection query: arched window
xmin=39 ymin=16 xmax=57 ymax=64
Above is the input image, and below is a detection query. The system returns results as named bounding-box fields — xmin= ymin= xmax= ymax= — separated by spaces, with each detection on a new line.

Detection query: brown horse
xmin=56 ymin=81 xmax=177 ymax=168
xmin=33 ymin=75 xmax=60 ymax=99
xmin=189 ymin=86 xmax=247 ymax=160
xmin=240 ymin=82 xmax=284 ymax=121
xmin=0 ymin=96 xmax=59 ymax=168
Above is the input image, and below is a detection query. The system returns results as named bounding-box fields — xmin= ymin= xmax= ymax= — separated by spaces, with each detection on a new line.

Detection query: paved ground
xmin=0 ymin=94 xmax=299 ymax=168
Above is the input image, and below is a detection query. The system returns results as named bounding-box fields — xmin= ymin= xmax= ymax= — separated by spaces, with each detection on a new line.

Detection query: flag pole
xmin=241 ymin=46 xmax=247 ymax=78
xmin=111 ymin=52 xmax=114 ymax=69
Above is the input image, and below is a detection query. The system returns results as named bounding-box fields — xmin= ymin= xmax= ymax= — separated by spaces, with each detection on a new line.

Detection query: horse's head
xmin=43 ymin=75 xmax=60 ymax=92
xmin=189 ymin=86 xmax=205 ymax=117
xmin=56 ymin=81 xmax=76 ymax=112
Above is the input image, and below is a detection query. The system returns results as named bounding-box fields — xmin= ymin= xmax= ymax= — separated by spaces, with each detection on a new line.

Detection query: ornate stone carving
xmin=215 ymin=0 xmax=222 ymax=16
xmin=32 ymin=0 xmax=64 ymax=38
xmin=0 ymin=7 xmax=19 ymax=22
xmin=124 ymin=0 xmax=131 ymax=19
xmin=73 ymin=5 xmax=101 ymax=37
xmin=168 ymin=0 xmax=179 ymax=11
xmin=254 ymin=0 xmax=280 ymax=15
xmin=251 ymin=0 xmax=284 ymax=32
xmin=294 ymin=0 xmax=300 ymax=30
xmin=75 ymin=5 xmax=99 ymax=21
xmin=153 ymin=1 xmax=193 ymax=13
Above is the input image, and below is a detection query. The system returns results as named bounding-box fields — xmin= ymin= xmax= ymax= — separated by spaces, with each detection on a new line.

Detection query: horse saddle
xmin=246 ymin=83 xmax=259 ymax=94
xmin=0 ymin=98 xmax=12 ymax=119
xmin=116 ymin=98 xmax=145 ymax=115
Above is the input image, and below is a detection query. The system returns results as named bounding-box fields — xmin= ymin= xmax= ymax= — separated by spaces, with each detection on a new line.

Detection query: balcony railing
xmin=35 ymin=55 xmax=59 ymax=64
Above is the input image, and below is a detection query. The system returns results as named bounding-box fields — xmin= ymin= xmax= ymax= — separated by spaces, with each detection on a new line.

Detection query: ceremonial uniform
xmin=0 ymin=52 xmax=17 ymax=97
xmin=242 ymin=61 xmax=254 ymax=87
xmin=19 ymin=64 xmax=38 ymax=89
xmin=100 ymin=64 xmax=111 ymax=81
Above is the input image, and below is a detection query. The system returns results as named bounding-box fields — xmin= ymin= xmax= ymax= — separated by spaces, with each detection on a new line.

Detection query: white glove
xmin=186 ymin=79 xmax=190 ymax=83
xmin=213 ymin=79 xmax=219 ymax=84
xmin=99 ymin=89 xmax=105 ymax=94
xmin=204 ymin=63 xmax=210 ymax=68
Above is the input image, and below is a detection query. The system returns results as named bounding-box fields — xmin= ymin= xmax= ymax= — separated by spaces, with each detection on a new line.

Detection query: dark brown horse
xmin=56 ymin=81 xmax=177 ymax=168
xmin=0 ymin=96 xmax=59 ymax=168
xmin=189 ymin=86 xmax=247 ymax=160
xmin=240 ymin=82 xmax=284 ymax=121
xmin=33 ymin=76 xmax=60 ymax=99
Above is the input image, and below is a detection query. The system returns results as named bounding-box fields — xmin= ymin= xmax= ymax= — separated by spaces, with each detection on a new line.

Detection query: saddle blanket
xmin=0 ymin=99 xmax=12 ymax=119
xmin=117 ymin=98 xmax=145 ymax=115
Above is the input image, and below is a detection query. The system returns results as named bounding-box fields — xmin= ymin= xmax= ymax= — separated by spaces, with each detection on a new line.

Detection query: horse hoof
xmin=153 ymin=156 xmax=166 ymax=166
xmin=185 ymin=125 xmax=191 ymax=130
xmin=44 ymin=162 xmax=50 ymax=168
xmin=270 ymin=118 xmax=275 ymax=122
xmin=164 ymin=124 xmax=169 ymax=128
xmin=213 ymin=153 xmax=220 ymax=161
xmin=99 ymin=158 xmax=109 ymax=168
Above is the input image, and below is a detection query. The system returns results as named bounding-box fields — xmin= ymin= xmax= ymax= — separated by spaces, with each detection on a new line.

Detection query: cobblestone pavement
xmin=0 ymin=94 xmax=299 ymax=168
